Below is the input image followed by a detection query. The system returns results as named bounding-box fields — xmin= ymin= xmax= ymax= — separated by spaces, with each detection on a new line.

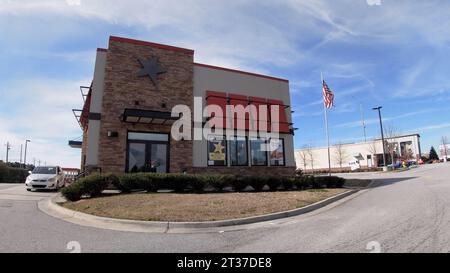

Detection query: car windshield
xmin=32 ymin=167 xmax=57 ymax=174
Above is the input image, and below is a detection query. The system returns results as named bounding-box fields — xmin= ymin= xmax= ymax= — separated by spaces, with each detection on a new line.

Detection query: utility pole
xmin=373 ymin=106 xmax=387 ymax=171
xmin=360 ymin=104 xmax=367 ymax=142
xmin=20 ymin=144 xmax=23 ymax=165
xmin=5 ymin=142 xmax=11 ymax=163
xmin=24 ymin=140 xmax=31 ymax=169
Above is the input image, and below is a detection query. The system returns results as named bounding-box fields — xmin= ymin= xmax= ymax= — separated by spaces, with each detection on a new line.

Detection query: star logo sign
xmin=213 ymin=143 xmax=225 ymax=154
xmin=137 ymin=57 xmax=167 ymax=86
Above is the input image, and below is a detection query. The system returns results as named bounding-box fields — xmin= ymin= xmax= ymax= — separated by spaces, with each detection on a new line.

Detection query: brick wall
xmin=191 ymin=166 xmax=296 ymax=177
xmin=97 ymin=38 xmax=194 ymax=174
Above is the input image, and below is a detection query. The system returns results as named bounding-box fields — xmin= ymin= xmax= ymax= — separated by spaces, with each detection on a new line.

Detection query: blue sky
xmin=1 ymin=0 xmax=450 ymax=167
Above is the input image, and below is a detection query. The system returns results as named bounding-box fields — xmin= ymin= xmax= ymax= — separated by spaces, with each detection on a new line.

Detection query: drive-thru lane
xmin=0 ymin=163 xmax=449 ymax=253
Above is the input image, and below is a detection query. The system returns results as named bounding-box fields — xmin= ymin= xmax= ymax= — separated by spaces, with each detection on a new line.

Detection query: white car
xmin=25 ymin=166 xmax=65 ymax=191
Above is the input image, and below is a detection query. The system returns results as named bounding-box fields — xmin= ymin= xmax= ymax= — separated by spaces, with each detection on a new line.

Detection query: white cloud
xmin=334 ymin=108 xmax=447 ymax=129
xmin=0 ymin=77 xmax=88 ymax=167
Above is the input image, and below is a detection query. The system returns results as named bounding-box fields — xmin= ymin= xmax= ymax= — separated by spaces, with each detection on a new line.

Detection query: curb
xmin=38 ymin=189 xmax=359 ymax=233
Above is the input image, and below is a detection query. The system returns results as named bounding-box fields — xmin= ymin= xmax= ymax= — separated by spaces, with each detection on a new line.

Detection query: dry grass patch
xmin=63 ymin=189 xmax=348 ymax=222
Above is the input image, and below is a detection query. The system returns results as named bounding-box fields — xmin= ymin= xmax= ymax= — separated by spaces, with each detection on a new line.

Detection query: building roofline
xmin=295 ymin=133 xmax=421 ymax=151
xmin=194 ymin=62 xmax=289 ymax=83
xmin=103 ymin=36 xmax=289 ymax=82
xmin=109 ymin=36 xmax=194 ymax=55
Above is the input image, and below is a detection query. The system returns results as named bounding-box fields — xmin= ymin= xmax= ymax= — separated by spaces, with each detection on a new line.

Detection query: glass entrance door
xmin=150 ymin=143 xmax=168 ymax=173
xmin=128 ymin=143 xmax=146 ymax=173
xmin=127 ymin=133 xmax=169 ymax=173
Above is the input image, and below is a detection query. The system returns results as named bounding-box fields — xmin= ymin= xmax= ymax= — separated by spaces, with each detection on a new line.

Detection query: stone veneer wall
xmin=97 ymin=38 xmax=194 ymax=174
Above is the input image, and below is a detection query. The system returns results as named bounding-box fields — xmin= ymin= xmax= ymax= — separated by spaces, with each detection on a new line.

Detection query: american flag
xmin=322 ymin=80 xmax=334 ymax=109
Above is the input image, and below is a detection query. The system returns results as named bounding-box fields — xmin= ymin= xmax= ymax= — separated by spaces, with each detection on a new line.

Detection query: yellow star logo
xmin=213 ymin=143 xmax=225 ymax=154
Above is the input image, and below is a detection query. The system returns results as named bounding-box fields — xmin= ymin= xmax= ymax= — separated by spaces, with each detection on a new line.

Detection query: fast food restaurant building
xmin=70 ymin=36 xmax=296 ymax=176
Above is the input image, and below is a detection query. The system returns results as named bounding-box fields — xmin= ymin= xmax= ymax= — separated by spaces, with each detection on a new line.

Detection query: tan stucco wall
xmin=192 ymin=65 xmax=295 ymax=167
xmin=85 ymin=50 xmax=107 ymax=166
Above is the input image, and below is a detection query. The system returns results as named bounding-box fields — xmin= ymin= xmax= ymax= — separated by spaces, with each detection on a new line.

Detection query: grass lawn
xmin=63 ymin=189 xmax=348 ymax=222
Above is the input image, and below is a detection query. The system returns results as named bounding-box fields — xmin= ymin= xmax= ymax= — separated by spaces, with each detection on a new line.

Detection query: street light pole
xmin=24 ymin=140 xmax=31 ymax=169
xmin=20 ymin=144 xmax=23 ymax=165
xmin=5 ymin=142 xmax=11 ymax=163
xmin=373 ymin=107 xmax=387 ymax=171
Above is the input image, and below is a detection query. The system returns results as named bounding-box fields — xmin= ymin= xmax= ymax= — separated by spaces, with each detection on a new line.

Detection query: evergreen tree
xmin=429 ymin=146 xmax=439 ymax=160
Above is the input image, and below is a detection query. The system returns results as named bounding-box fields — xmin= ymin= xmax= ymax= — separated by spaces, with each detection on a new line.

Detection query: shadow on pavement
xmin=369 ymin=177 xmax=417 ymax=188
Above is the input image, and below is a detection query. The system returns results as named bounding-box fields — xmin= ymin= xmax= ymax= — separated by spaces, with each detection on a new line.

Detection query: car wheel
xmin=26 ymin=189 xmax=31 ymax=192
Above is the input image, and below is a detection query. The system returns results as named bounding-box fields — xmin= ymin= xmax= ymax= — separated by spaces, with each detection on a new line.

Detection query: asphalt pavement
xmin=0 ymin=163 xmax=449 ymax=253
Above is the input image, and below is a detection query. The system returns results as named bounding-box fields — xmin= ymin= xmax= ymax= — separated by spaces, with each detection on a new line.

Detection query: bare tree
xmin=297 ymin=148 xmax=309 ymax=172
xmin=384 ymin=124 xmax=401 ymax=165
xmin=442 ymin=136 xmax=449 ymax=160
xmin=334 ymin=142 xmax=347 ymax=170
xmin=367 ymin=139 xmax=379 ymax=156
xmin=306 ymin=145 xmax=315 ymax=174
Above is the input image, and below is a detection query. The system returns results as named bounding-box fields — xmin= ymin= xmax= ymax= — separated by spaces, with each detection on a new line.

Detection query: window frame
xmin=269 ymin=138 xmax=286 ymax=166
xmin=229 ymin=136 xmax=249 ymax=166
xmin=250 ymin=138 xmax=268 ymax=166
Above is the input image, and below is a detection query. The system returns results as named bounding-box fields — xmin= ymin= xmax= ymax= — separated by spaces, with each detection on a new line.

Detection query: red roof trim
xmin=109 ymin=36 xmax=194 ymax=55
xmin=97 ymin=48 xmax=108 ymax=52
xmin=194 ymin=63 xmax=289 ymax=83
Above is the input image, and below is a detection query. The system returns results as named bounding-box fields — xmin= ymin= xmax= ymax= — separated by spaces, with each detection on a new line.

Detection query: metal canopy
xmin=72 ymin=109 xmax=83 ymax=129
xmin=68 ymin=140 xmax=83 ymax=149
xmin=80 ymin=86 xmax=91 ymax=102
xmin=122 ymin=109 xmax=179 ymax=125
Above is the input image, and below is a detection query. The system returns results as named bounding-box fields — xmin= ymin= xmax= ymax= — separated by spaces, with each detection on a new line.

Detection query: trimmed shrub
xmin=312 ymin=176 xmax=325 ymax=189
xmin=201 ymin=175 xmax=235 ymax=191
xmin=0 ymin=163 xmax=29 ymax=184
xmin=65 ymin=172 xmax=346 ymax=200
xmin=266 ymin=177 xmax=282 ymax=191
xmin=61 ymin=182 xmax=83 ymax=201
xmin=189 ymin=175 xmax=206 ymax=192
xmin=231 ymin=177 xmax=249 ymax=192
xmin=61 ymin=174 xmax=112 ymax=201
xmin=79 ymin=174 xmax=110 ymax=197
xmin=168 ymin=174 xmax=190 ymax=193
xmin=312 ymin=176 xmax=345 ymax=189
xmin=103 ymin=173 xmax=119 ymax=188
xmin=247 ymin=176 xmax=267 ymax=191
xmin=116 ymin=174 xmax=142 ymax=193
xmin=281 ymin=177 xmax=295 ymax=190
xmin=336 ymin=177 xmax=345 ymax=188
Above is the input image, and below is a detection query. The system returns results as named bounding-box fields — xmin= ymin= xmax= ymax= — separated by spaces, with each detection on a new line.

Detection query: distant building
xmin=295 ymin=134 xmax=421 ymax=172
xmin=439 ymin=144 xmax=450 ymax=161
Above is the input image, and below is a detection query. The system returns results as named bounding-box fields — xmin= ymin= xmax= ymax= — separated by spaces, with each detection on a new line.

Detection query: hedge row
xmin=62 ymin=173 xmax=345 ymax=201
xmin=0 ymin=163 xmax=29 ymax=184
xmin=61 ymin=174 xmax=115 ymax=201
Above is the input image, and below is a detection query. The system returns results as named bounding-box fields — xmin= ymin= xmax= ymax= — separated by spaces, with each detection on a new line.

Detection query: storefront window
xmin=208 ymin=135 xmax=227 ymax=166
xmin=250 ymin=138 xmax=268 ymax=166
xmin=269 ymin=138 xmax=285 ymax=166
xmin=230 ymin=137 xmax=248 ymax=166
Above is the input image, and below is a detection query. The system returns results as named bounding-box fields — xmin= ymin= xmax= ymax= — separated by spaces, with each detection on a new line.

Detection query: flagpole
xmin=321 ymin=72 xmax=332 ymax=176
